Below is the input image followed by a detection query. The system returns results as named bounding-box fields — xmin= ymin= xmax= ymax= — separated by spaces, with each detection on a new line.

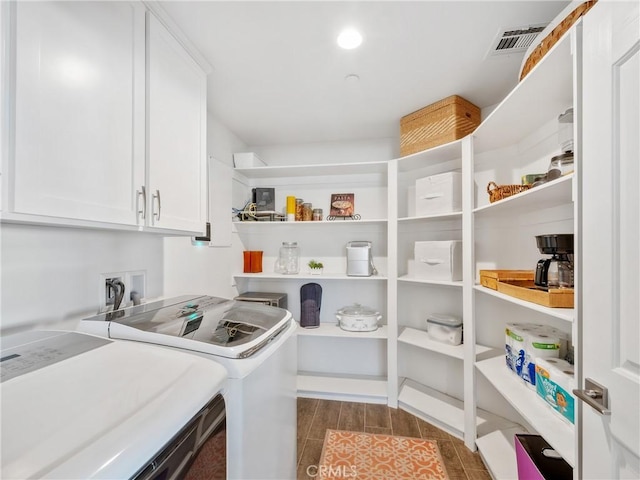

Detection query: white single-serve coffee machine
xmin=346 ymin=241 xmax=376 ymax=277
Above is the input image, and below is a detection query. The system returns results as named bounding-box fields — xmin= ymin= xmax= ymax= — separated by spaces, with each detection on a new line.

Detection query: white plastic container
xmin=413 ymin=240 xmax=462 ymax=281
xmin=415 ymin=171 xmax=462 ymax=216
xmin=426 ymin=314 xmax=463 ymax=345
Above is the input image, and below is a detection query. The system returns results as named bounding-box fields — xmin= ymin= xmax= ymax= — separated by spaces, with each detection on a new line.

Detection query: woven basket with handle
xmin=487 ymin=181 xmax=531 ymax=203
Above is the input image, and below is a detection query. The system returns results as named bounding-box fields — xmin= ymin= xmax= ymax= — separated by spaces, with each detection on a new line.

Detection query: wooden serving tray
xmin=496 ymin=279 xmax=574 ymax=308
xmin=479 ymin=269 xmax=535 ymax=290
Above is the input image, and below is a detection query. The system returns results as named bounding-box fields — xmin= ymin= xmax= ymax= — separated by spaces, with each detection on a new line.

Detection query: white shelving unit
xmin=227 ymin=20 xmax=583 ymax=475
xmin=298 ymin=373 xmax=388 ymax=404
xmin=468 ymin=23 xmax=580 ymax=476
xmin=398 ymin=327 xmax=498 ymax=361
xmin=297 ymin=323 xmax=388 ymax=340
xmin=476 ymin=356 xmax=575 ymax=466
xmin=233 ymin=160 xmax=392 ymax=403
xmin=398 ymin=379 xmax=519 ymax=440
xmin=474 ymin=285 xmax=575 ymax=322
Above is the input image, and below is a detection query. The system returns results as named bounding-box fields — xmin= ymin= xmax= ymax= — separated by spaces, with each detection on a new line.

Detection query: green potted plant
xmin=308 ymin=260 xmax=324 ymax=275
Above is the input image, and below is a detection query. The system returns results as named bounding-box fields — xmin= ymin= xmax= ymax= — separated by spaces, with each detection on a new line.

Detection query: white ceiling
xmin=160 ymin=1 xmax=570 ymax=147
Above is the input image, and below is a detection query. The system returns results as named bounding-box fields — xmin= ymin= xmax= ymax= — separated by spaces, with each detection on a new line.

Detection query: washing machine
xmin=79 ymin=295 xmax=298 ymax=480
xmin=0 ymin=329 xmax=227 ymax=479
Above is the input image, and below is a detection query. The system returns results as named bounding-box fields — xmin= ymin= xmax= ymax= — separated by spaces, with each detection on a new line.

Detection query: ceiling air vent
xmin=488 ymin=24 xmax=547 ymax=56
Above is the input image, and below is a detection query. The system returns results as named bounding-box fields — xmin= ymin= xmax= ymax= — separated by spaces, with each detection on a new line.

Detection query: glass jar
xmin=302 ymin=203 xmax=313 ymax=221
xmin=312 ymin=208 xmax=323 ymax=221
xmin=547 ymin=152 xmax=574 ymax=180
xmin=276 ymin=242 xmax=299 ymax=274
xmin=295 ymin=199 xmax=304 ymax=221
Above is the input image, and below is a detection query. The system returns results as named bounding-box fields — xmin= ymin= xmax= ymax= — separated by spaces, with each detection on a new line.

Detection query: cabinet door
xmin=581 ymin=1 xmax=640 ymax=477
xmin=12 ymin=1 xmax=145 ymax=224
xmin=146 ymin=13 xmax=207 ymax=233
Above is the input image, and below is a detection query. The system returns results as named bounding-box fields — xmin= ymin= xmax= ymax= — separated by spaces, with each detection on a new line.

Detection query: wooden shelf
xmin=474 ymin=174 xmax=573 ymax=216
xmin=398 ymin=379 xmax=518 ymax=440
xmin=297 ymin=373 xmax=388 ymax=404
xmin=234 ymin=272 xmax=387 ymax=281
xmin=398 ymin=327 xmax=498 ymax=361
xmin=474 ymin=285 xmax=575 ymax=322
xmin=398 ymin=276 xmax=462 ymax=288
xmin=297 ymin=323 xmax=388 ymax=339
xmin=476 ymin=356 xmax=575 ymax=466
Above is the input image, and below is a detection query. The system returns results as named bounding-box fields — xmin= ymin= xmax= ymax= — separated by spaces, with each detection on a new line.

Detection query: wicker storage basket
xmin=400 ymin=95 xmax=481 ymax=156
xmin=520 ymin=0 xmax=597 ymax=81
xmin=487 ymin=181 xmax=531 ymax=203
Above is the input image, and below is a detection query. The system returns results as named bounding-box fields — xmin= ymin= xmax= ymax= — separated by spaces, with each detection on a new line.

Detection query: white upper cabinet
xmin=9 ymin=1 xmax=145 ymax=225
xmin=2 ymin=2 xmax=207 ymax=234
xmin=145 ymin=12 xmax=207 ymax=233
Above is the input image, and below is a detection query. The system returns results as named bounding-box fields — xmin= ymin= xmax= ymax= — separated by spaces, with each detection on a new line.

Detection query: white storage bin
xmin=415 ymin=171 xmax=462 ymax=216
xmin=413 ymin=240 xmax=462 ymax=281
xmin=426 ymin=314 xmax=463 ymax=345
xmin=233 ymin=152 xmax=267 ymax=169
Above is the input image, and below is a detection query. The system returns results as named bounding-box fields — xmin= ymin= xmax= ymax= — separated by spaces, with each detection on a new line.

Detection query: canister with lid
xmin=276 ymin=242 xmax=300 ymax=274
xmin=426 ymin=314 xmax=463 ymax=345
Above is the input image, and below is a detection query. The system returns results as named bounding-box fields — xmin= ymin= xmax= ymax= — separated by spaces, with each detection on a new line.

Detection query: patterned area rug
xmin=318 ymin=429 xmax=449 ymax=480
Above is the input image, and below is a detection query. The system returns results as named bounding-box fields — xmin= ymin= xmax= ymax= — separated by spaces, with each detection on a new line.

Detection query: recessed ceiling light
xmin=345 ymin=74 xmax=360 ymax=83
xmin=337 ymin=28 xmax=363 ymax=50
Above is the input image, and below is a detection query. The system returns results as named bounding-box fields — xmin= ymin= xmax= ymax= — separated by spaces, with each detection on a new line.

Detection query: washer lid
xmin=0 ymin=330 xmax=227 ymax=480
xmin=84 ymin=295 xmax=293 ymax=358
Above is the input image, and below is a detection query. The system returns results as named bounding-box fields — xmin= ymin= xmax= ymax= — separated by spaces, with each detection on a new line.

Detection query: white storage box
xmin=426 ymin=314 xmax=463 ymax=345
xmin=413 ymin=240 xmax=462 ymax=281
xmin=233 ymin=152 xmax=267 ymax=169
xmin=415 ymin=171 xmax=462 ymax=216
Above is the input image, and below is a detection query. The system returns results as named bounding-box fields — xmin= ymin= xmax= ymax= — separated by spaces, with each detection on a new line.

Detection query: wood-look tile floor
xmin=297 ymin=398 xmax=491 ymax=480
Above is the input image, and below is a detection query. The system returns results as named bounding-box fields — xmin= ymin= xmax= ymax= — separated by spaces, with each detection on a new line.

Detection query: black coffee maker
xmin=534 ymin=234 xmax=574 ymax=289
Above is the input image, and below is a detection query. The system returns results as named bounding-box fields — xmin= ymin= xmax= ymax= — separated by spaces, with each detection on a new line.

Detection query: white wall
xmin=0 ymin=223 xmax=163 ymax=334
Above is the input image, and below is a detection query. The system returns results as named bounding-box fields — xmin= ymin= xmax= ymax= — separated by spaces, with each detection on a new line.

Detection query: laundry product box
xmin=505 ymin=323 xmax=563 ymax=387
xmin=535 ymin=357 xmax=576 ymax=424
xmin=515 ymin=434 xmax=572 ymax=480
xmin=415 ymin=171 xmax=462 ymax=216
xmin=233 ymin=152 xmax=267 ymax=169
xmin=413 ymin=241 xmax=462 ymax=281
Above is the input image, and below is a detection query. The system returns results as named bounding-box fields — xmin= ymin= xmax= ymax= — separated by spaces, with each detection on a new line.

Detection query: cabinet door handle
xmin=152 ymin=189 xmax=161 ymax=222
xmin=136 ymin=186 xmax=146 ymax=221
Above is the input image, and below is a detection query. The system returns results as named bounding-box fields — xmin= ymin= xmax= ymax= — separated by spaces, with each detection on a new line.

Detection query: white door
xmin=580 ymin=1 xmax=640 ymax=478
xmin=11 ymin=1 xmax=145 ymax=224
xmin=146 ymin=13 xmax=207 ymax=233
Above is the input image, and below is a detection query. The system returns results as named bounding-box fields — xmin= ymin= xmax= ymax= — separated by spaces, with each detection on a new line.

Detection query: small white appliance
xmin=0 ymin=330 xmax=227 ymax=480
xmin=79 ymin=295 xmax=297 ymax=480
xmin=346 ymin=240 xmax=375 ymax=276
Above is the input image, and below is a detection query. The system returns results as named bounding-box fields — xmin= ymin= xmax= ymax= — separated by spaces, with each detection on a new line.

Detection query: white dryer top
xmin=0 ymin=330 xmax=227 ymax=480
